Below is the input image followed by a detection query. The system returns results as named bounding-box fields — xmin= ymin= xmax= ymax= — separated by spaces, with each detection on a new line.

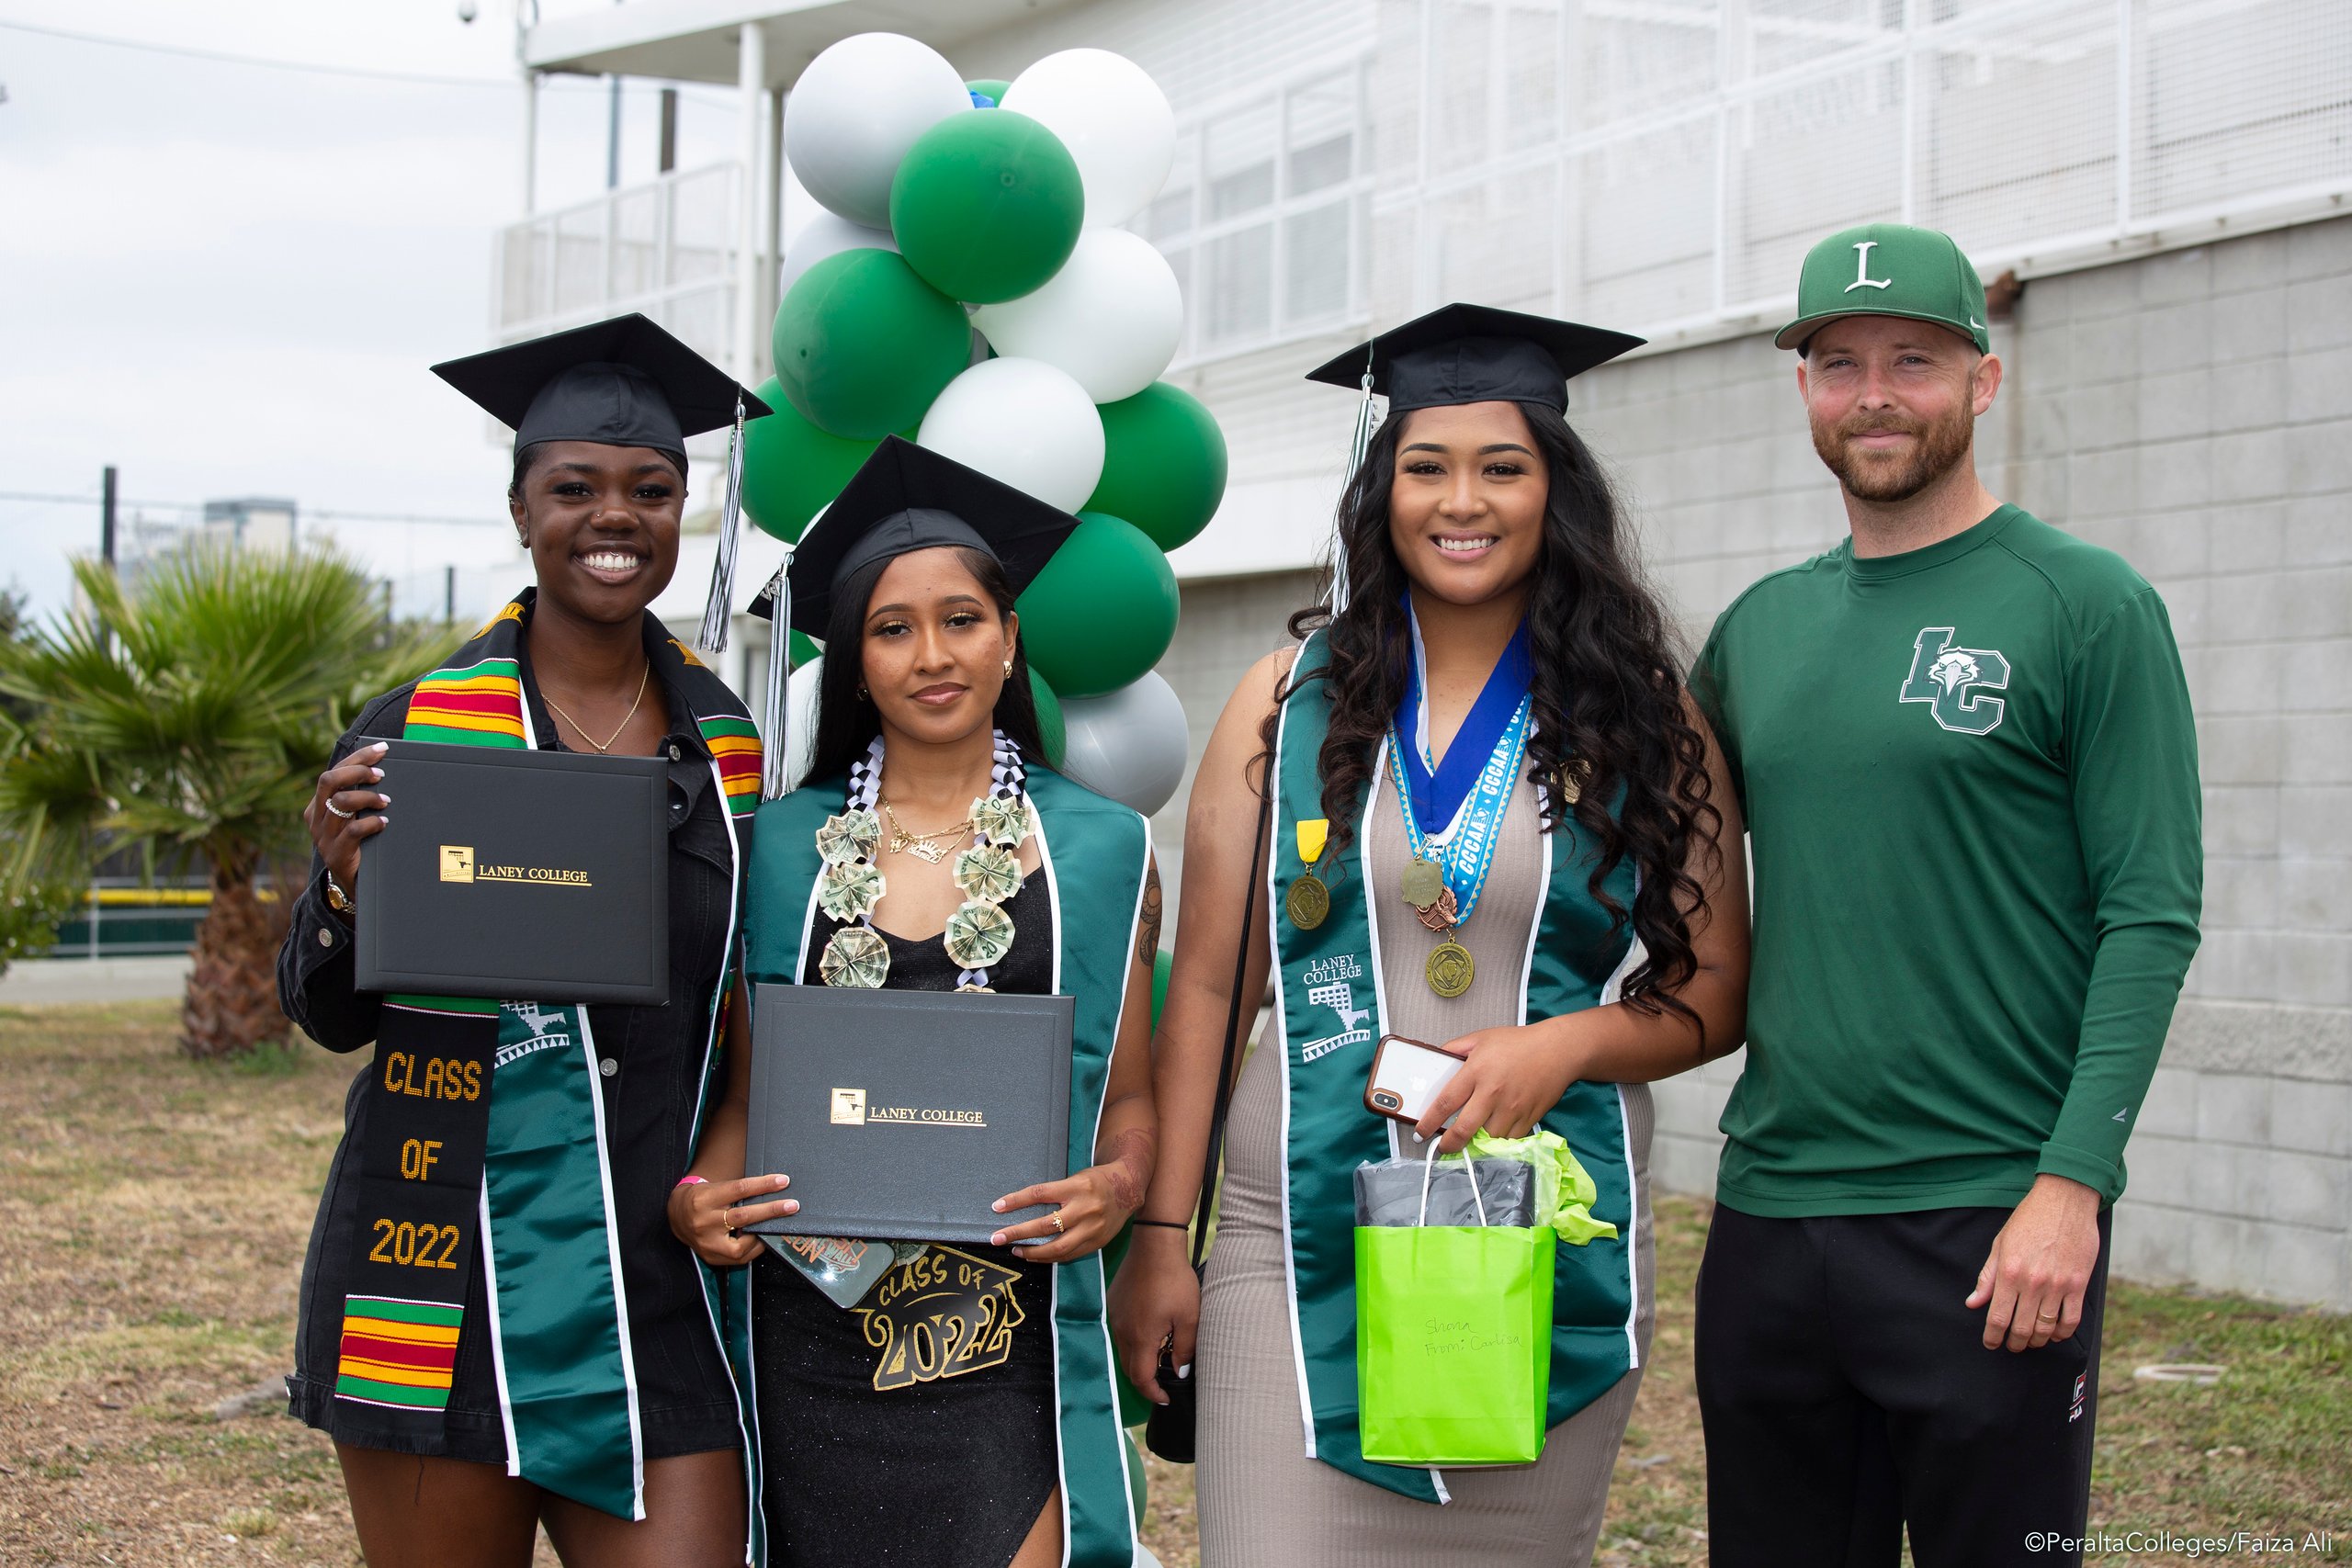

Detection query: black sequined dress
xmin=752 ymin=869 xmax=1058 ymax=1568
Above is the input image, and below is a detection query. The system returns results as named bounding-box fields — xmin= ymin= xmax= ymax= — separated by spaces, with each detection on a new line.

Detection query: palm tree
xmin=0 ymin=547 xmax=438 ymax=1056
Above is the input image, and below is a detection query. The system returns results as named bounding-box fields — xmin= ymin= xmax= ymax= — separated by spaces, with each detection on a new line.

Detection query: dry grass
xmin=0 ymin=1000 xmax=367 ymax=1565
xmin=1 ymin=1002 xmax=2342 ymax=1567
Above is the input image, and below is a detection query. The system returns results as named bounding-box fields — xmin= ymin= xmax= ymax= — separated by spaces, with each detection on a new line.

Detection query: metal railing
xmin=494 ymin=161 xmax=744 ymax=366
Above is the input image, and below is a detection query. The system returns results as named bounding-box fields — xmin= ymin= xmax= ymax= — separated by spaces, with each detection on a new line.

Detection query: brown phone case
xmin=1363 ymin=1032 xmax=1466 ymax=1122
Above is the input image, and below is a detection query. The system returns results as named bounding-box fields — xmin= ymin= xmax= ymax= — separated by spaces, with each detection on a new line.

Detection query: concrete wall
xmin=1154 ymin=217 xmax=2352 ymax=1309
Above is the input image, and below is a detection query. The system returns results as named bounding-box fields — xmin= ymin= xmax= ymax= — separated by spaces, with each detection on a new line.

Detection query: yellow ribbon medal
xmin=1286 ymin=818 xmax=1330 ymax=930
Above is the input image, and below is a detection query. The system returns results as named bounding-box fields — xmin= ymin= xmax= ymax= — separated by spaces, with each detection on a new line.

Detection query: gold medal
xmin=1400 ymin=855 xmax=1444 ymax=911
xmin=1426 ymin=937 xmax=1475 ymax=998
xmin=1286 ymin=872 xmax=1329 ymax=930
xmin=1289 ymin=818 xmax=1333 ymax=929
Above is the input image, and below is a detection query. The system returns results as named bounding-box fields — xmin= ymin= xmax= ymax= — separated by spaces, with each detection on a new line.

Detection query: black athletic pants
xmin=1694 ymin=1203 xmax=2111 ymax=1568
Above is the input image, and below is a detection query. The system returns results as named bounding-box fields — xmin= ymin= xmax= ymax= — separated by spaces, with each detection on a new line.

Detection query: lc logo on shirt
xmin=1899 ymin=627 xmax=2011 ymax=735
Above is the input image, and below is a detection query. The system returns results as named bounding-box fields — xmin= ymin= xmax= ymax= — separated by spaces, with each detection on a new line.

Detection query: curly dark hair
xmin=1271 ymin=401 xmax=1720 ymax=1032
xmin=803 ymin=546 xmax=1048 ymax=784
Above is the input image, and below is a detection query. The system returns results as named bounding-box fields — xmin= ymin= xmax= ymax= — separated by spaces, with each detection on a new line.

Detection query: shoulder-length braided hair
xmin=1270 ymin=401 xmax=1719 ymax=1030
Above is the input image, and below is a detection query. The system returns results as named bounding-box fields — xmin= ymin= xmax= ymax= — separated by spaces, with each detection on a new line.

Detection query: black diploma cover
xmin=354 ymin=739 xmax=669 ymax=1004
xmin=747 ymin=984 xmax=1074 ymax=1244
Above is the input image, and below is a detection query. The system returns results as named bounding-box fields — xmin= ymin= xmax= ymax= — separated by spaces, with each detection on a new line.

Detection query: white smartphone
xmin=1363 ymin=1033 xmax=1465 ymax=1124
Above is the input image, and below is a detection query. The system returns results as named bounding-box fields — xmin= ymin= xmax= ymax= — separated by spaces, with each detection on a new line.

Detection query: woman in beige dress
xmin=1110 ymin=305 xmax=1750 ymax=1565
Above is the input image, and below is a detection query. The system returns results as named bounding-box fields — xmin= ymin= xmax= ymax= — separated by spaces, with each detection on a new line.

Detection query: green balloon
xmin=966 ymin=78 xmax=1011 ymax=106
xmin=772 ymin=249 xmax=969 ymax=440
xmin=889 ymin=110 xmax=1083 ymax=305
xmin=1015 ymin=513 xmax=1179 ymax=699
xmin=1027 ymin=667 xmax=1066 ymax=768
xmin=741 ymin=376 xmax=878 ymax=543
xmin=1087 ymin=383 xmax=1229 ymax=552
xmin=1150 ymin=947 xmax=1172 ymax=1028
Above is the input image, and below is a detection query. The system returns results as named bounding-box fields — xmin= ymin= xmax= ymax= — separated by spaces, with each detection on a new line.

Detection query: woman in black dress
xmin=281 ymin=318 xmax=769 ymax=1566
xmin=669 ymin=439 xmax=1160 ymax=1568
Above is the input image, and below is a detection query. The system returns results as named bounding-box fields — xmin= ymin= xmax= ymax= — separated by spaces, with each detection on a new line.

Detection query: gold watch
xmin=324 ymin=872 xmax=354 ymax=914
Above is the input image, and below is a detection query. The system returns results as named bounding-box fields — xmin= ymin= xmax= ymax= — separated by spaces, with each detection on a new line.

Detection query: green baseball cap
xmin=1776 ymin=222 xmax=1990 ymax=354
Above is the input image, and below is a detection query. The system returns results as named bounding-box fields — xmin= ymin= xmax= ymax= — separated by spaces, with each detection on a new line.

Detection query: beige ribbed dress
xmin=1194 ymin=767 xmax=1656 ymax=1567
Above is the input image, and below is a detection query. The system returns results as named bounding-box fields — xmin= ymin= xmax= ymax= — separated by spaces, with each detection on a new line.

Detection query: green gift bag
xmin=1355 ymin=1146 xmax=1557 ymax=1467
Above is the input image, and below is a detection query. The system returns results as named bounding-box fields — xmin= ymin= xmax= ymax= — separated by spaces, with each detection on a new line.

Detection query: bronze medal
xmin=1286 ymin=871 xmax=1330 ymax=930
xmin=1400 ymin=855 xmax=1445 ymax=911
xmin=1414 ymin=884 xmax=1458 ymax=933
xmin=1426 ymin=937 xmax=1475 ymax=998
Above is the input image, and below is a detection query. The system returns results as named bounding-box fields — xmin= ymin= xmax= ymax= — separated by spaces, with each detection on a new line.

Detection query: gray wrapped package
xmin=1353 ymin=1153 xmax=1536 ymax=1228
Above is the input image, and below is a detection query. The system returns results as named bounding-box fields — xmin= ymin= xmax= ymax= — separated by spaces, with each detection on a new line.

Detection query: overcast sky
xmin=0 ymin=0 xmax=747 ymax=623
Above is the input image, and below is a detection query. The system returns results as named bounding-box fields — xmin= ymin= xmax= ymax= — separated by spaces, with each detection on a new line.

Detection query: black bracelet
xmin=1131 ymin=1218 xmax=1190 ymax=1231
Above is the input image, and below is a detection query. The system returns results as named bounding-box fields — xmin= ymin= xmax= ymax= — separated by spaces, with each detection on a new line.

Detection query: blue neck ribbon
xmin=1394 ymin=599 xmax=1534 ymax=838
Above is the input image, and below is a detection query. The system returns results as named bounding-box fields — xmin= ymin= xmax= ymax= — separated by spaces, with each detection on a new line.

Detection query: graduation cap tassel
xmin=760 ymin=559 xmax=793 ymax=800
xmin=1333 ymin=357 xmax=1376 ymax=615
xmin=698 ymin=391 xmax=750 ymax=654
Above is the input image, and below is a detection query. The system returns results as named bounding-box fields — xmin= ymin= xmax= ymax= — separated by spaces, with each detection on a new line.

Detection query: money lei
xmin=817 ymin=731 xmax=1031 ymax=990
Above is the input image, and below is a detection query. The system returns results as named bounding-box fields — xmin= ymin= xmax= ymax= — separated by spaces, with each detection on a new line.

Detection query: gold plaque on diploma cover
xmin=440 ymin=845 xmax=475 ymax=883
xmin=831 ymin=1088 xmax=867 ymax=1125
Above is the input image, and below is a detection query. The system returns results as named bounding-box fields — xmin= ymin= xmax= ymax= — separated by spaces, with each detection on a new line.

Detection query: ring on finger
xmin=322 ymin=796 xmax=356 ymax=820
xmin=1049 ymin=1209 xmax=1065 ymax=1234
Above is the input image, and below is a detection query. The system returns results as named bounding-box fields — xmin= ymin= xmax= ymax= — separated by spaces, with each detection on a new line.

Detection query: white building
xmin=494 ymin=0 xmax=2352 ymax=1309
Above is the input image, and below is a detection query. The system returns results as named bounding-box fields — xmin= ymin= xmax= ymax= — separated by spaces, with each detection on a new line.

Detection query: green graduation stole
xmin=338 ymin=591 xmax=760 ymax=1521
xmin=742 ymin=762 xmax=1148 ymax=1568
xmin=1268 ymin=631 xmax=1643 ymax=1503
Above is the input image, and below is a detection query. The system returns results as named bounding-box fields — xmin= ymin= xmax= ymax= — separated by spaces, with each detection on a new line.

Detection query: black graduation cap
xmin=750 ymin=436 xmax=1079 ymax=639
xmin=1303 ymin=303 xmax=1645 ymax=413
xmin=432 ymin=312 xmax=772 ymax=468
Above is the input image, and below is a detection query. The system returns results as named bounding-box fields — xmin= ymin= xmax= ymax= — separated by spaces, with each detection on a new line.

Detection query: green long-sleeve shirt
xmin=1691 ymin=504 xmax=2201 ymax=1215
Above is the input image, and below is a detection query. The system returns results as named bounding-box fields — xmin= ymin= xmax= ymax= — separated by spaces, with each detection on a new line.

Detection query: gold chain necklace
xmin=878 ymin=797 xmax=975 ymax=863
xmin=541 ymin=661 xmax=651 ymax=753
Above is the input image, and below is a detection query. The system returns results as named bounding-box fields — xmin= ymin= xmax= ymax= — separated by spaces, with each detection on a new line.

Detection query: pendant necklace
xmin=541 ymin=661 xmax=650 ymax=754
xmin=879 ymin=797 xmax=976 ymax=863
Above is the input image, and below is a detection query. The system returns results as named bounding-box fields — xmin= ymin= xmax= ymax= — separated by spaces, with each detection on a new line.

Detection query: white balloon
xmin=1000 ymin=50 xmax=1175 ymax=229
xmin=780 ymin=652 xmax=827 ymax=794
xmin=917 ymin=357 xmax=1105 ymax=512
xmin=1057 ymin=671 xmax=1189 ymax=817
xmin=778 ymin=213 xmax=898 ymax=298
xmin=785 ymin=33 xmax=970 ymax=227
xmin=971 ymin=230 xmax=1182 ymax=403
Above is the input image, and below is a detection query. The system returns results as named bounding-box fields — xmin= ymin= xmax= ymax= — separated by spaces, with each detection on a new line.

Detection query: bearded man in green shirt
xmin=1689 ymin=224 xmax=2202 ymax=1568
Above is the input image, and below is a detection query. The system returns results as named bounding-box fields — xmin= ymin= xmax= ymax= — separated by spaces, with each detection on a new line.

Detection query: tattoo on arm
xmin=1102 ymin=1124 xmax=1155 ymax=1212
xmin=1136 ymin=862 xmax=1163 ymax=968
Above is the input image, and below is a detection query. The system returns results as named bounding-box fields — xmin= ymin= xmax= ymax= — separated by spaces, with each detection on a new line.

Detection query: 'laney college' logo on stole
xmin=1899 ymin=627 xmax=2012 ymax=736
xmin=1299 ymin=953 xmax=1372 ymax=1063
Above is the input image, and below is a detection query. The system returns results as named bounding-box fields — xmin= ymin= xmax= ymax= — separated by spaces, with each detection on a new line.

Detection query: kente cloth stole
xmin=741 ymin=765 xmax=1150 ymax=1568
xmin=337 ymin=592 xmax=758 ymax=1522
xmin=1267 ymin=629 xmax=1645 ymax=1504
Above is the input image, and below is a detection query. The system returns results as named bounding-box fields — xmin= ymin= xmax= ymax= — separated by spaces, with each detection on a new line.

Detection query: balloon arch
xmin=752 ymin=35 xmax=1224 ymax=820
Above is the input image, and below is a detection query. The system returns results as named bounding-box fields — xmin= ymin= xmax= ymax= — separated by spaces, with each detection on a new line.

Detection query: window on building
xmin=1144 ymin=65 xmax=1370 ymax=364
